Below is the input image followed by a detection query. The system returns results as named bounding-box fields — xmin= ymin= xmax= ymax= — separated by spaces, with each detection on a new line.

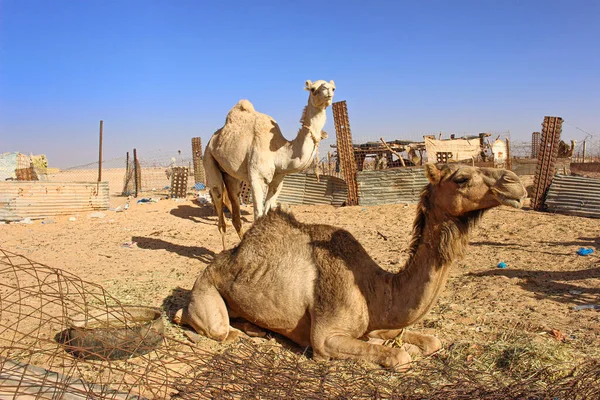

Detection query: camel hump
xmin=232 ymin=99 xmax=255 ymax=113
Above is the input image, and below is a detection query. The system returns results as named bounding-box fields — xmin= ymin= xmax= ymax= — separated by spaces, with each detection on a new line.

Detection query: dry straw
xmin=0 ymin=248 xmax=598 ymax=399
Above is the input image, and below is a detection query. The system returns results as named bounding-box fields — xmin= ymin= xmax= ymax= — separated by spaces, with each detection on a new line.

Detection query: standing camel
xmin=175 ymin=163 xmax=527 ymax=370
xmin=203 ymin=79 xmax=335 ymax=249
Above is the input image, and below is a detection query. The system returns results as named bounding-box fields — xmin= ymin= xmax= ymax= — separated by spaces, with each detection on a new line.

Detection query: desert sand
xmin=1 ymin=190 xmax=598 ymax=365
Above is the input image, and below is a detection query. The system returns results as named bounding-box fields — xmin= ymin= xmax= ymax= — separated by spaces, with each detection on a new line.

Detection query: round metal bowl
xmin=58 ymin=306 xmax=164 ymax=360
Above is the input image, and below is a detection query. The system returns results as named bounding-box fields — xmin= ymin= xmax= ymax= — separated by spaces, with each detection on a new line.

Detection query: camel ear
xmin=424 ymin=163 xmax=442 ymax=185
xmin=320 ymin=130 xmax=328 ymax=139
xmin=305 ymin=80 xmax=313 ymax=91
xmin=329 ymin=80 xmax=335 ymax=87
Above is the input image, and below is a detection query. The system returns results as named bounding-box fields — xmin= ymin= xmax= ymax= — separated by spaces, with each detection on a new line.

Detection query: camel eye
xmin=332 ymin=88 xmax=336 ymax=92
xmin=454 ymin=177 xmax=470 ymax=185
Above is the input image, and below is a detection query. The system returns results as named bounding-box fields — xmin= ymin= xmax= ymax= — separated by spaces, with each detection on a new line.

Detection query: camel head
xmin=424 ymin=163 xmax=527 ymax=217
xmin=305 ymin=79 xmax=336 ymax=109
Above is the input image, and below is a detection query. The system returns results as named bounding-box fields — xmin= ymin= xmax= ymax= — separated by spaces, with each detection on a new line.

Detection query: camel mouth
xmin=495 ymin=192 xmax=525 ymax=209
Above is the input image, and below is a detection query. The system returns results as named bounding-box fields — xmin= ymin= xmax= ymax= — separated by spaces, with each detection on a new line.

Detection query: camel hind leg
xmin=223 ymin=174 xmax=244 ymax=239
xmin=204 ymin=149 xmax=228 ymax=249
xmin=174 ymin=275 xmax=230 ymax=341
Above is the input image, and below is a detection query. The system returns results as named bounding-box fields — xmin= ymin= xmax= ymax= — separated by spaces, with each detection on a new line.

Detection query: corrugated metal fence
xmin=278 ymin=174 xmax=348 ymax=206
xmin=0 ymin=181 xmax=110 ymax=221
xmin=545 ymin=175 xmax=600 ymax=218
xmin=357 ymin=167 xmax=428 ymax=206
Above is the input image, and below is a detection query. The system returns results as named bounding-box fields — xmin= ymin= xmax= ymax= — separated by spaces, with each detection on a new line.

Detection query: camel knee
xmin=204 ymin=322 xmax=229 ymax=342
xmin=173 ymin=308 xmax=186 ymax=325
xmin=185 ymin=305 xmax=229 ymax=341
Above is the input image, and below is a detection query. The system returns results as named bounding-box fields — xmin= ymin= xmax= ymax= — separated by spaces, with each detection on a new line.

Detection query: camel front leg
xmin=313 ymin=334 xmax=412 ymax=371
xmin=366 ymin=329 xmax=442 ymax=357
xmin=263 ymin=176 xmax=285 ymax=214
xmin=402 ymin=330 xmax=442 ymax=356
xmin=249 ymin=175 xmax=267 ymax=219
xmin=173 ymin=273 xmax=230 ymax=341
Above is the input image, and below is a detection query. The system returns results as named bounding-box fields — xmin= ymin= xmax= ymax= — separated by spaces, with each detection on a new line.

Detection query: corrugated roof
xmin=545 ymin=175 xmax=600 ymax=218
xmin=0 ymin=181 xmax=110 ymax=221
xmin=357 ymin=167 xmax=428 ymax=206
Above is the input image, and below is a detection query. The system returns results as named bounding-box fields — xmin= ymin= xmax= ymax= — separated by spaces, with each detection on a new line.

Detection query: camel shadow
xmin=162 ymin=286 xmax=192 ymax=321
xmin=470 ymin=267 xmax=600 ymax=305
xmin=470 ymin=240 xmax=572 ymax=256
xmin=170 ymin=203 xmax=251 ymax=225
xmin=132 ymin=236 xmax=216 ymax=264
xmin=538 ymin=237 xmax=599 ymax=249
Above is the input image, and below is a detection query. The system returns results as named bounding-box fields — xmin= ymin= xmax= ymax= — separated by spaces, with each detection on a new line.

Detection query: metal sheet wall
xmin=357 ymin=167 xmax=428 ymax=206
xmin=0 ymin=181 xmax=110 ymax=221
xmin=277 ymin=174 xmax=348 ymax=207
xmin=545 ymin=175 xmax=600 ymax=218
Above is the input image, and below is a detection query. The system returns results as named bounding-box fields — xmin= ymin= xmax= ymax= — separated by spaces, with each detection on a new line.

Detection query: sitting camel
xmin=203 ymin=79 xmax=335 ymax=249
xmin=175 ymin=163 xmax=526 ymax=370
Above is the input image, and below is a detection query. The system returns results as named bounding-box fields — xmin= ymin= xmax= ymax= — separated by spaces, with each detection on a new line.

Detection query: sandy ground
xmin=1 ymin=186 xmax=598 ymax=368
xmin=45 ymin=167 xmax=192 ymax=196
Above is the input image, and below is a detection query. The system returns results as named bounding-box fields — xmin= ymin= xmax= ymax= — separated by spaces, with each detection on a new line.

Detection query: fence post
xmin=98 ymin=120 xmax=103 ymax=182
xmin=582 ymin=140 xmax=587 ymax=163
xmin=133 ymin=148 xmax=139 ymax=198
xmin=122 ymin=151 xmax=130 ymax=195
xmin=505 ymin=138 xmax=512 ymax=170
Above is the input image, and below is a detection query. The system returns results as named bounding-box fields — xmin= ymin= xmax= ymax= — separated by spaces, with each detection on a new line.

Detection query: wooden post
xmin=582 ymin=140 xmax=587 ymax=163
xmin=98 ymin=120 xmax=103 ymax=182
xmin=505 ymin=138 xmax=512 ymax=170
xmin=122 ymin=151 xmax=130 ymax=195
xmin=133 ymin=148 xmax=139 ymax=198
xmin=380 ymin=137 xmax=406 ymax=167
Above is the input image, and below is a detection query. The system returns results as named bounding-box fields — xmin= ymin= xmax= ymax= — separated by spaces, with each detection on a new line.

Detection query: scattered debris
xmin=194 ymin=193 xmax=212 ymax=204
xmin=576 ymin=247 xmax=594 ymax=256
xmin=68 ymin=217 xmax=77 ymax=222
xmin=376 ymin=231 xmax=388 ymax=241
xmin=121 ymin=241 xmax=137 ymax=248
xmin=41 ymin=219 xmax=55 ymax=224
xmin=573 ymin=304 xmax=599 ymax=311
xmin=88 ymin=212 xmax=106 ymax=219
xmin=497 ymin=261 xmax=508 ymax=269
xmin=569 ymin=289 xmax=583 ymax=295
xmin=20 ymin=218 xmax=33 ymax=224
xmin=137 ymin=198 xmax=159 ymax=204
xmin=549 ymin=328 xmax=567 ymax=342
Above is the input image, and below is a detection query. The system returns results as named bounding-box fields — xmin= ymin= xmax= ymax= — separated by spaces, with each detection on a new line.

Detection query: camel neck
xmin=370 ymin=194 xmax=479 ymax=330
xmin=278 ymin=103 xmax=326 ymax=172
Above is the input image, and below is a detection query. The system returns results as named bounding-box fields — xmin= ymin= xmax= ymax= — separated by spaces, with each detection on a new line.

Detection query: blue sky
xmin=1 ymin=0 xmax=598 ymax=167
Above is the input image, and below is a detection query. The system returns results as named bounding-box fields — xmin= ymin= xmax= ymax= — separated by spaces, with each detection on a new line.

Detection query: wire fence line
xmin=30 ymin=133 xmax=600 ymax=198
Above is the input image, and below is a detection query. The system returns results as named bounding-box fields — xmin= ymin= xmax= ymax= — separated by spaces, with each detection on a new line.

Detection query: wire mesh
xmin=1 ymin=247 xmax=599 ymax=399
